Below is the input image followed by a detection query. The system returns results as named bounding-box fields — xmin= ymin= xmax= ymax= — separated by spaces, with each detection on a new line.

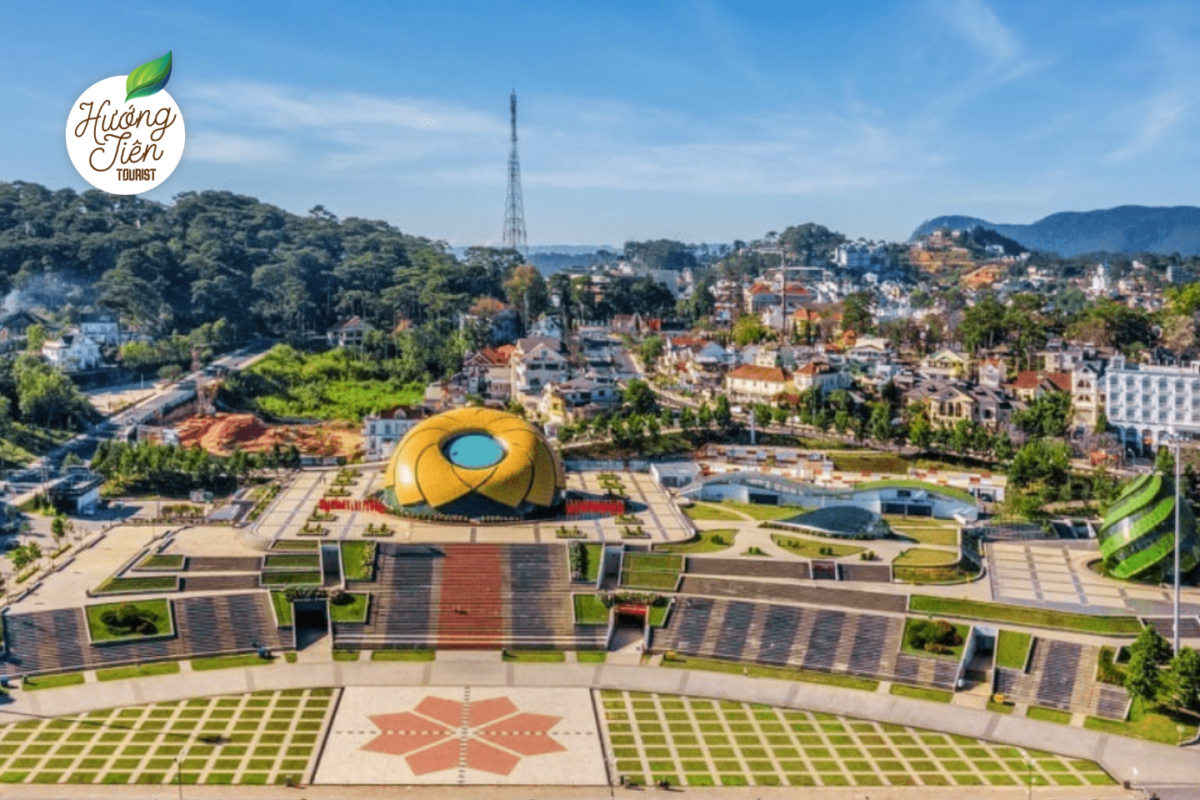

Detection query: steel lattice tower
xmin=503 ymin=90 xmax=528 ymax=253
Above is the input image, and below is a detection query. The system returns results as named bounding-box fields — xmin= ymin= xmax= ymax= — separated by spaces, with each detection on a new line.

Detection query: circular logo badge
xmin=65 ymin=75 xmax=185 ymax=195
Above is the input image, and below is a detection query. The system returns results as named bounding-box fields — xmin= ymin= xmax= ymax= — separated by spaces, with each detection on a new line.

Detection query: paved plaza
xmin=315 ymin=687 xmax=606 ymax=785
xmin=987 ymin=541 xmax=1200 ymax=618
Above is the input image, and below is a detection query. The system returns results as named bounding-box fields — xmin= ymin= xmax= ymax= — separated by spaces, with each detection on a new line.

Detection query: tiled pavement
xmin=597 ymin=690 xmax=1117 ymax=789
xmin=0 ymin=689 xmax=334 ymax=786
xmin=987 ymin=542 xmax=1200 ymax=617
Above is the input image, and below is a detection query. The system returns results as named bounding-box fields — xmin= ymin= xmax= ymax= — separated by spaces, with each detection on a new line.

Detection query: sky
xmin=3 ymin=0 xmax=1200 ymax=246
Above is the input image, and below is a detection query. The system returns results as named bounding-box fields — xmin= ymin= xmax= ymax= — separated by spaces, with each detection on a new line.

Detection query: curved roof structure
xmin=383 ymin=407 xmax=565 ymax=517
xmin=1099 ymin=473 xmax=1200 ymax=581
xmin=774 ymin=506 xmax=891 ymax=539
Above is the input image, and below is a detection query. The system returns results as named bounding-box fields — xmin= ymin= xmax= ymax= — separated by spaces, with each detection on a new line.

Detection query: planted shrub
xmin=907 ymin=619 xmax=962 ymax=654
xmin=100 ymin=604 xmax=161 ymax=636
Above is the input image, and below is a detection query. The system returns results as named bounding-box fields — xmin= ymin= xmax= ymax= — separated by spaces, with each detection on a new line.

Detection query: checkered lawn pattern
xmin=599 ymin=691 xmax=1117 ymax=789
xmin=0 ymin=689 xmax=334 ymax=786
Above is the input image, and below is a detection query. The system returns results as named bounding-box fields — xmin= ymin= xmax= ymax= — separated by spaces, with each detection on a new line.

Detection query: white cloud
xmin=938 ymin=0 xmax=1020 ymax=66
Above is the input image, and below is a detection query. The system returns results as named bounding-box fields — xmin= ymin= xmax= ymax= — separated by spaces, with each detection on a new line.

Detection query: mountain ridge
xmin=910 ymin=205 xmax=1200 ymax=256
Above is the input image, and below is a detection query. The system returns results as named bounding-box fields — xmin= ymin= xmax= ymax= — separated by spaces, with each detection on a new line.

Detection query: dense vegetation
xmin=221 ymin=345 xmax=425 ymax=421
xmin=91 ymin=439 xmax=298 ymax=495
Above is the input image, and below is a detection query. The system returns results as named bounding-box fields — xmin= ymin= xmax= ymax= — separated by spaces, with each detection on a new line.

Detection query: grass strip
xmin=191 ymin=654 xmax=274 ymax=672
xmin=22 ymin=672 xmax=85 ymax=691
xmin=370 ymin=650 xmax=435 ymax=661
xmin=661 ymin=655 xmax=879 ymax=691
xmin=93 ymin=576 xmax=177 ymax=594
xmin=270 ymin=591 xmax=293 ymax=626
xmin=909 ymin=596 xmax=1142 ymax=635
xmin=340 ymin=541 xmax=376 ymax=581
xmin=262 ymin=554 xmax=320 ymax=570
xmin=889 ymin=684 xmax=953 ymax=703
xmin=1027 ymin=706 xmax=1073 ymax=725
xmin=620 ymin=571 xmax=679 ymax=591
xmin=96 ymin=662 xmax=181 ymax=682
xmin=502 ymin=650 xmax=566 ymax=663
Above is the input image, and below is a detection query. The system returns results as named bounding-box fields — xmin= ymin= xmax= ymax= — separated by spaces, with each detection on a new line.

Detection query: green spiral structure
xmin=1098 ymin=473 xmax=1200 ymax=581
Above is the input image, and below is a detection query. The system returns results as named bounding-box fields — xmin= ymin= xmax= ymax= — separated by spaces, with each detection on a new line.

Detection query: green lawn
xmin=661 ymin=655 xmax=879 ymax=691
xmin=340 ymin=541 xmax=376 ymax=581
xmin=93 ymin=576 xmax=178 ymax=595
xmin=623 ymin=553 xmax=682 ymax=572
xmin=889 ymin=684 xmax=953 ymax=703
xmin=1084 ymin=697 xmax=1199 ymax=744
xmin=995 ymin=631 xmax=1032 ymax=670
xmin=502 ymin=650 xmax=566 ymax=663
xmin=270 ymin=540 xmax=319 ymax=551
xmin=584 ymin=543 xmax=603 ymax=581
xmin=0 ymin=423 xmax=74 ymax=467
xmin=884 ymin=517 xmax=960 ymax=546
xmin=329 ymin=594 xmax=369 ymax=623
xmin=683 ymin=503 xmax=743 ymax=522
xmin=653 ymin=529 xmax=737 ymax=554
xmin=770 ymin=534 xmax=864 ymax=558
xmin=576 ymin=651 xmax=608 ymax=663
xmin=332 ymin=650 xmax=361 ymax=662
xmin=893 ymin=548 xmax=958 ymax=567
xmin=901 ymin=618 xmax=969 ymax=661
xmin=258 ymin=571 xmax=321 ymax=588
xmin=370 ymin=650 xmax=435 ymax=661
xmin=908 ymin=597 xmax=1142 ymax=636
xmin=620 ymin=571 xmax=680 ymax=591
xmin=22 ymin=673 xmax=85 ymax=691
xmin=191 ymin=654 xmax=274 ymax=672
xmin=719 ymin=501 xmax=808 ymax=521
xmin=85 ymin=599 xmax=173 ymax=643
xmin=136 ymin=554 xmax=185 ymax=571
xmin=853 ymin=479 xmax=976 ymax=504
xmin=648 ymin=603 xmax=670 ymax=627
xmin=1027 ymin=707 xmax=1073 ymax=725
xmin=270 ymin=591 xmax=293 ymax=626
xmin=262 ymin=554 xmax=319 ymax=570
xmin=830 ymin=452 xmax=912 ymax=474
xmin=96 ymin=662 xmax=181 ymax=682
xmin=574 ymin=594 xmax=610 ymax=625
xmin=987 ymin=698 xmax=1016 ymax=715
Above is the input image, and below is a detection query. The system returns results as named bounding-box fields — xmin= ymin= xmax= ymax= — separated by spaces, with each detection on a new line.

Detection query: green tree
xmin=1165 ymin=647 xmax=1200 ymax=712
xmin=1157 ymin=446 xmax=1177 ymax=477
xmin=733 ymin=314 xmax=768 ymax=346
xmin=958 ymin=294 xmax=1006 ymax=353
xmin=637 ymin=334 xmax=664 ymax=365
xmin=25 ymin=323 xmax=47 ymax=352
xmin=713 ymin=395 xmax=733 ymax=432
xmin=1013 ymin=391 xmax=1073 ymax=438
xmin=1125 ymin=625 xmax=1173 ymax=703
xmin=841 ymin=292 xmax=874 ymax=335
xmin=623 ymin=379 xmax=658 ymax=416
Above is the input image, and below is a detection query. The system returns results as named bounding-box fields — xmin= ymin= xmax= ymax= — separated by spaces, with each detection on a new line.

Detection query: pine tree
xmin=1165 ymin=647 xmax=1200 ymax=712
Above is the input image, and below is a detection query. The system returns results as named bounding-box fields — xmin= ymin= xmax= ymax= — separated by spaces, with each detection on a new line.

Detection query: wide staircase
xmin=654 ymin=597 xmax=930 ymax=686
xmin=994 ymin=638 xmax=1130 ymax=719
xmin=334 ymin=543 xmax=603 ymax=651
xmin=677 ymin=576 xmax=908 ymax=614
xmin=1 ymin=594 xmax=283 ymax=677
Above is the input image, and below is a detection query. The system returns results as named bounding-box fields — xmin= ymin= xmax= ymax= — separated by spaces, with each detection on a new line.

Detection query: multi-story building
xmin=362 ymin=409 xmax=418 ymax=461
xmin=42 ymin=333 xmax=102 ymax=372
xmin=724 ymin=364 xmax=790 ymax=404
xmin=1104 ymin=355 xmax=1200 ymax=454
xmin=509 ymin=337 xmax=569 ymax=402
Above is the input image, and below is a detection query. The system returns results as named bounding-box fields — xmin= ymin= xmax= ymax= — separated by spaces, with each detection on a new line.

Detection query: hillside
xmin=911 ymin=206 xmax=1200 ymax=256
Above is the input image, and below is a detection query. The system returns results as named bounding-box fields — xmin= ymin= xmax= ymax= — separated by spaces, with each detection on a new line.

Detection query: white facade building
xmin=1104 ymin=355 xmax=1200 ymax=454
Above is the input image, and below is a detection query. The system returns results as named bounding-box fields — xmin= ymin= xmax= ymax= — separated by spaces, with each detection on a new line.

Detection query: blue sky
xmin=3 ymin=0 xmax=1199 ymax=245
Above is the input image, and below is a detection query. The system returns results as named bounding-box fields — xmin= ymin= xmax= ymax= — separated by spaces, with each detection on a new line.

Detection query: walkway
xmin=0 ymin=660 xmax=1194 ymax=787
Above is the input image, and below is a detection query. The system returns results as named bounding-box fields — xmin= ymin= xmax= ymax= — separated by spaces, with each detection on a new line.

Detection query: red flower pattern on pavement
xmin=362 ymin=694 xmax=566 ymax=776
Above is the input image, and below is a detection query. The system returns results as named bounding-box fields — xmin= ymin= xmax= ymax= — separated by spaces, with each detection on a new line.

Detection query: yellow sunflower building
xmin=382 ymin=407 xmax=565 ymax=518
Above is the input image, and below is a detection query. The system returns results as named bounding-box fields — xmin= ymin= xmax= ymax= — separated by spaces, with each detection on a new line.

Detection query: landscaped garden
xmin=770 ymin=534 xmax=863 ymax=559
xmin=653 ymin=529 xmax=736 ymax=554
xmin=901 ymin=619 xmax=968 ymax=661
xmin=994 ymin=631 xmax=1032 ymax=670
xmin=328 ymin=593 xmax=369 ymax=623
xmin=85 ymin=600 xmax=173 ymax=643
xmin=574 ymin=594 xmax=610 ymax=626
xmin=93 ymin=576 xmax=179 ymax=595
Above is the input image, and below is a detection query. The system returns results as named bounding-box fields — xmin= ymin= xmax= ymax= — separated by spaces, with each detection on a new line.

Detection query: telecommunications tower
xmin=503 ymin=90 xmax=528 ymax=253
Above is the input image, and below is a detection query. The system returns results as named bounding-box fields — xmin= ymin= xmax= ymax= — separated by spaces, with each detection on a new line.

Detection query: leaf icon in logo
xmin=125 ymin=51 xmax=173 ymax=103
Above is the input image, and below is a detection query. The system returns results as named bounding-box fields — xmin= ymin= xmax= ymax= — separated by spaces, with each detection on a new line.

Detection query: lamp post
xmin=1175 ymin=436 xmax=1183 ymax=655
